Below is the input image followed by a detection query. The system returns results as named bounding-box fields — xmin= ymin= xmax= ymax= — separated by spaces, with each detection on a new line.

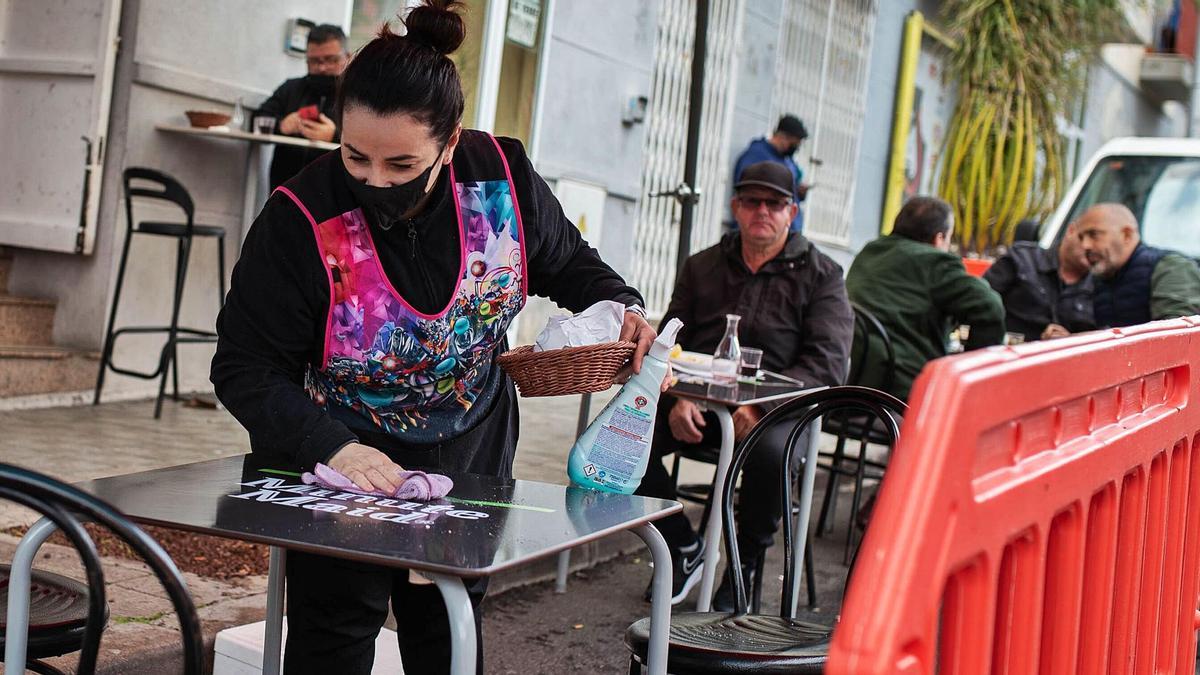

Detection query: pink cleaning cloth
xmin=301 ymin=463 xmax=454 ymax=501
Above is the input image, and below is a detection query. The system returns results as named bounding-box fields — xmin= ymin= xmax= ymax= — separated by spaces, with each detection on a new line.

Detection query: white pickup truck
xmin=1038 ymin=136 xmax=1200 ymax=261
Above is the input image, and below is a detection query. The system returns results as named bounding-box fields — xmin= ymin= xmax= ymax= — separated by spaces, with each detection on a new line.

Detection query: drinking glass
xmin=740 ymin=347 xmax=763 ymax=379
xmin=254 ymin=115 xmax=276 ymax=135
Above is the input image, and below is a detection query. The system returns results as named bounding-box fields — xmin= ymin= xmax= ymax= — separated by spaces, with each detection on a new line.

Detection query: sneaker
xmin=643 ymin=538 xmax=706 ymax=605
xmin=712 ymin=562 xmax=755 ymax=613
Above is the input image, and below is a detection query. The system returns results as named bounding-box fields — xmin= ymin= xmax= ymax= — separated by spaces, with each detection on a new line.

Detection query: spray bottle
xmin=567 ymin=318 xmax=684 ymax=494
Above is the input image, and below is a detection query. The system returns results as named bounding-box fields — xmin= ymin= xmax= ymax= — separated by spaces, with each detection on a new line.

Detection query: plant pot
xmin=962 ymin=257 xmax=993 ymax=277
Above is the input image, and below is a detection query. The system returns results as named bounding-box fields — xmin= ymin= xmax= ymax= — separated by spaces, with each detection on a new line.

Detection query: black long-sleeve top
xmin=211 ymin=135 xmax=642 ymax=474
xmin=255 ymin=77 xmax=340 ymax=189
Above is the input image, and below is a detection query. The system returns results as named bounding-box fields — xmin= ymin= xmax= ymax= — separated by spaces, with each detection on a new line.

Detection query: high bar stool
xmin=93 ymin=167 xmax=226 ymax=418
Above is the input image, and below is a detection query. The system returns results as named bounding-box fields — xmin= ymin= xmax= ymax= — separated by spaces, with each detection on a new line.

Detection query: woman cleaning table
xmin=210 ymin=2 xmax=657 ymax=672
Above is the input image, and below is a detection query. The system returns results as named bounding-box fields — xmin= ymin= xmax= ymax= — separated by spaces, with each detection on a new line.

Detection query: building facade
xmin=0 ymin=0 xmax=1188 ymax=402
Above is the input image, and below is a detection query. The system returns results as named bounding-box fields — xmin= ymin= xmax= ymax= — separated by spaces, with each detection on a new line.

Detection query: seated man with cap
xmin=636 ymin=161 xmax=853 ymax=610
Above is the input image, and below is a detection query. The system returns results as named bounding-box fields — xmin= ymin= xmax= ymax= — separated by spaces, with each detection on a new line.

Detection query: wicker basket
xmin=497 ymin=341 xmax=636 ymax=397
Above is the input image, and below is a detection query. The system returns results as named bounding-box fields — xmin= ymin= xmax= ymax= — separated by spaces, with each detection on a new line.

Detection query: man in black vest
xmin=1076 ymin=203 xmax=1200 ymax=327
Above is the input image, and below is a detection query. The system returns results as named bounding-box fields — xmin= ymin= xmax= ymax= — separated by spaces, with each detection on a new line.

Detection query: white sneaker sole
xmin=670 ymin=562 xmax=705 ymax=606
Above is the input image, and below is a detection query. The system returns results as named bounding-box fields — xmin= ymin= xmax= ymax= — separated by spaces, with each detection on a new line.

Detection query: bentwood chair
xmin=816 ymin=303 xmax=902 ymax=563
xmin=625 ymin=386 xmax=904 ymax=674
xmin=94 ymin=167 xmax=226 ymax=418
xmin=0 ymin=463 xmax=204 ymax=674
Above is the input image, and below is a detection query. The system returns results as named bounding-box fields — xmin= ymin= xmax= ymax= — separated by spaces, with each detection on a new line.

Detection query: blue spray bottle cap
xmin=649 ymin=318 xmax=684 ymax=361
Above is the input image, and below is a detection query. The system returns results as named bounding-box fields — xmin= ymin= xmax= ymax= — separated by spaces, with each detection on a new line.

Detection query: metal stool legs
xmin=93 ymin=222 xmax=135 ymax=406
xmin=94 ymin=231 xmax=224 ymax=418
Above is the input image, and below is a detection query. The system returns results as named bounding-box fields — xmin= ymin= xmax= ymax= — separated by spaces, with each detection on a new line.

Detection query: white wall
xmin=8 ymin=0 xmax=350 ymax=398
xmin=517 ymin=0 xmax=661 ymax=340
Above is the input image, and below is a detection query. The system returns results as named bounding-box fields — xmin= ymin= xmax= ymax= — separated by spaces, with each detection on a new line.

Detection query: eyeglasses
xmin=736 ymin=196 xmax=792 ymax=212
xmin=306 ymin=54 xmax=346 ymax=67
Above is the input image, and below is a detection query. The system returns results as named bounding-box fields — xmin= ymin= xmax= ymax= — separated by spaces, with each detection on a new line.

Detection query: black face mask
xmin=783 ymin=144 xmax=801 ymax=157
xmin=343 ymin=155 xmax=441 ymax=227
xmin=306 ymin=74 xmax=337 ymax=97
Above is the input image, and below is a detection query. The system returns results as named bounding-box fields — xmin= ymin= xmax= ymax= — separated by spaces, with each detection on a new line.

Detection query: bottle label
xmin=587 ymin=402 xmax=652 ymax=489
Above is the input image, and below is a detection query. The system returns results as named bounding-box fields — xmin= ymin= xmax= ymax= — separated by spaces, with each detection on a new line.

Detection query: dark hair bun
xmin=405 ymin=0 xmax=466 ymax=55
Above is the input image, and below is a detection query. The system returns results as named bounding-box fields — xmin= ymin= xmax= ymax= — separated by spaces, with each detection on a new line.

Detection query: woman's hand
xmin=327 ymin=443 xmax=405 ymax=493
xmin=616 ymin=309 xmax=661 ymax=383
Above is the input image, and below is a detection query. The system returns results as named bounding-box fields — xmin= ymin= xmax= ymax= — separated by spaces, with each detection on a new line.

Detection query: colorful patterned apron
xmin=279 ymin=135 xmax=526 ymax=441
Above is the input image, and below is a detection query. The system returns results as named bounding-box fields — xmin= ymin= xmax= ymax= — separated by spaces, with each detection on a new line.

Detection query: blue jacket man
xmin=731 ymin=114 xmax=809 ymax=232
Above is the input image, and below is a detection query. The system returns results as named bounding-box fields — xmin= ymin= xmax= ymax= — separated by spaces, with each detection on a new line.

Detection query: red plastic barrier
xmin=827 ymin=318 xmax=1200 ymax=675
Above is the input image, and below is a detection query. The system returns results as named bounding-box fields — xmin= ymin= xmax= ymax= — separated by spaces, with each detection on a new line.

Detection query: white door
xmin=0 ymin=0 xmax=123 ymax=254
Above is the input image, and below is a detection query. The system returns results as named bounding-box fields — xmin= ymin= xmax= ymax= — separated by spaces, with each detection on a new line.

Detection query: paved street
xmin=1 ymin=392 xmax=865 ymax=673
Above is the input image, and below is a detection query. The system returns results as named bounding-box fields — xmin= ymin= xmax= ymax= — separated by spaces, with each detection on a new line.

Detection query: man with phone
xmin=257 ymin=24 xmax=349 ymax=189
xmin=729 ymin=115 xmax=811 ymax=233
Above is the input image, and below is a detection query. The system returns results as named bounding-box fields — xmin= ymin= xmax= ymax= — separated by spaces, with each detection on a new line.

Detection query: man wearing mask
xmin=258 ymin=24 xmax=349 ymax=189
xmin=730 ymin=114 xmax=810 ymax=233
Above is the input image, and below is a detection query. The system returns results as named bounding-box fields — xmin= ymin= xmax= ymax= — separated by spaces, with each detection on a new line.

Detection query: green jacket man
xmin=846 ymin=197 xmax=1005 ymax=401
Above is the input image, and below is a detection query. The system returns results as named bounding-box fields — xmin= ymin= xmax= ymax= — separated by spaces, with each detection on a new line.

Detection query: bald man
xmin=1075 ymin=203 xmax=1200 ymax=327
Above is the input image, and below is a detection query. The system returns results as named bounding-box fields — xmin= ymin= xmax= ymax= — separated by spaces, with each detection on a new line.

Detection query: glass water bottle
xmin=711 ymin=314 xmax=741 ymax=385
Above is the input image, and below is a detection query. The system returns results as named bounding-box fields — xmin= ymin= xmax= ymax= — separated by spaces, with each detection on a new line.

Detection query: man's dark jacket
xmin=846 ymin=235 xmax=1005 ymax=401
xmin=661 ymin=231 xmax=854 ymax=406
xmin=257 ymin=76 xmax=339 ymax=189
xmin=983 ymin=241 xmax=1095 ymax=342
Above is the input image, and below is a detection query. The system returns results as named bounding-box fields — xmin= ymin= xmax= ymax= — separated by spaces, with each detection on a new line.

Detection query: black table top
xmin=668 ymin=372 xmax=813 ymax=407
xmin=75 ymin=455 xmax=681 ymax=578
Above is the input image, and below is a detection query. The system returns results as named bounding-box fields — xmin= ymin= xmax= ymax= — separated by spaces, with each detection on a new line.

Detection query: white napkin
xmin=533 ymin=300 xmax=626 ymax=352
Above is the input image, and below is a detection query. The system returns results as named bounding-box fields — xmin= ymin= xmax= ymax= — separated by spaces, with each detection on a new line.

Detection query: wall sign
xmin=506 ymin=0 xmax=541 ymax=48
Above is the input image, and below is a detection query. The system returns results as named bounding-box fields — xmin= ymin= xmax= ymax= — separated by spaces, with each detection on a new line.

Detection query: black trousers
xmin=283 ymin=551 xmax=486 ymax=675
xmin=636 ymin=404 xmax=807 ymax=562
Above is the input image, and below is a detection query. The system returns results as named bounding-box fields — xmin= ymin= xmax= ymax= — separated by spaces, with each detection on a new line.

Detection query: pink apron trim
xmin=356 ymin=162 xmax=468 ymax=322
xmin=488 ymin=134 xmax=529 ymax=298
xmin=276 ymin=186 xmax=335 ymax=366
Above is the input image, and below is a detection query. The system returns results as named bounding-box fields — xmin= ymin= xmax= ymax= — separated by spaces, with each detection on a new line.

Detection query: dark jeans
xmin=283 ymin=551 xmax=486 ymax=675
xmin=636 ymin=403 xmax=808 ymax=563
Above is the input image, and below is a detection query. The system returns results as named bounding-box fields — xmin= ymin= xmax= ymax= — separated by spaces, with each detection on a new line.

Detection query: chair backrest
xmin=123 ymin=167 xmax=194 ymax=230
xmin=720 ymin=386 xmax=906 ymax=615
xmin=0 ymin=463 xmax=204 ymax=675
xmin=827 ymin=318 xmax=1200 ymax=674
xmin=847 ymin=302 xmax=897 ymax=394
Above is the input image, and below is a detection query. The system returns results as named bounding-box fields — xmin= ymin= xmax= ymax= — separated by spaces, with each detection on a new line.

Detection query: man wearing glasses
xmin=636 ymin=161 xmax=854 ymax=610
xmin=258 ymin=24 xmax=350 ymax=189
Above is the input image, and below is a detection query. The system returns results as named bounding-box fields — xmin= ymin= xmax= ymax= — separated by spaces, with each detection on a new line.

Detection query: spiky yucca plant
xmin=937 ymin=0 xmax=1127 ymax=255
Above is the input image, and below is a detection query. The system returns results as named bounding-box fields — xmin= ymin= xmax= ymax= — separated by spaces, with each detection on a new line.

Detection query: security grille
xmin=630 ymin=0 xmax=746 ymax=316
xmin=771 ymin=0 xmax=878 ymax=246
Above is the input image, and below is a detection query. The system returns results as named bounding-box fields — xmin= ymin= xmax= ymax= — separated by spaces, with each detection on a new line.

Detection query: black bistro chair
xmin=625 ymin=386 xmax=905 ymax=674
xmin=668 ymin=415 xmax=819 ymax=610
xmin=93 ymin=167 xmax=226 ymax=418
xmin=816 ymin=302 xmax=901 ymax=563
xmin=0 ymin=463 xmax=203 ymax=674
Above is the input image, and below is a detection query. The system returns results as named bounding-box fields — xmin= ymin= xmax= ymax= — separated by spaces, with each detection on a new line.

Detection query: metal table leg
xmin=430 ymin=573 xmax=476 ymax=675
xmin=5 ymin=517 xmax=59 ymax=673
xmin=554 ymin=549 xmax=571 ymax=593
xmin=556 ymin=392 xmax=596 ymax=594
xmin=789 ymin=415 xmax=822 ymax=618
xmin=262 ymin=546 xmax=286 ymax=675
xmin=696 ymin=405 xmax=735 ymax=612
xmin=633 ymin=523 xmax=672 ymax=675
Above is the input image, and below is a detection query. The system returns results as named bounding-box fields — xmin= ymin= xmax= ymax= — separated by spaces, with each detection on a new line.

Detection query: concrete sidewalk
xmin=0 ymin=391 xmax=721 ymax=673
